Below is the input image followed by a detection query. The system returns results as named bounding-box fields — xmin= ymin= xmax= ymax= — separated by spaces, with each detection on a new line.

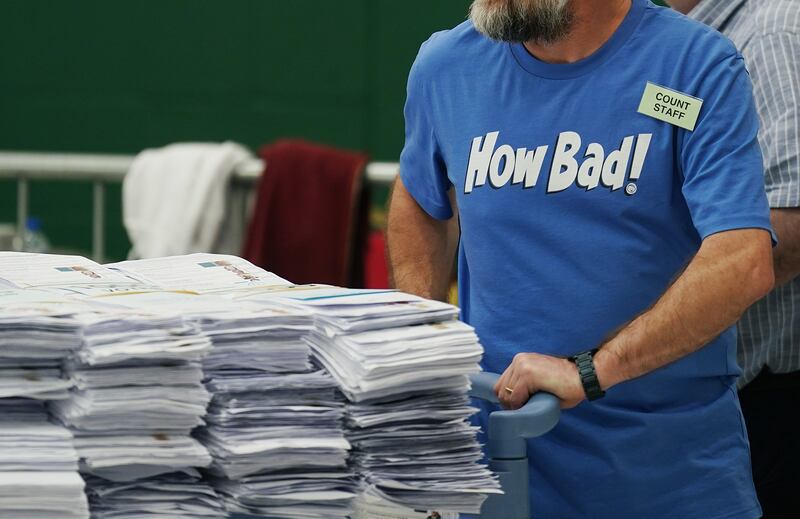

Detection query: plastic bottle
xmin=21 ymin=217 xmax=50 ymax=253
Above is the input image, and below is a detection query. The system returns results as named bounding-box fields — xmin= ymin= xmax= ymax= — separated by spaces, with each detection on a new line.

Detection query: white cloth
xmin=123 ymin=142 xmax=252 ymax=259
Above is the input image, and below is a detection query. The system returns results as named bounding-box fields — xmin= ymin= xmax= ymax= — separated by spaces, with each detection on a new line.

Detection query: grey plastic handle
xmin=469 ymin=371 xmax=561 ymax=459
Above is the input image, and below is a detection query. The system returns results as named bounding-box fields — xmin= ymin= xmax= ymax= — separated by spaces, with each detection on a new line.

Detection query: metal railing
xmin=0 ymin=151 xmax=399 ymax=263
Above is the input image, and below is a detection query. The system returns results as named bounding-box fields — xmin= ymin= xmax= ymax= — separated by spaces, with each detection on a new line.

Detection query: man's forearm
xmin=595 ymin=229 xmax=774 ymax=389
xmin=771 ymin=208 xmax=800 ymax=287
xmin=387 ymin=178 xmax=459 ymax=301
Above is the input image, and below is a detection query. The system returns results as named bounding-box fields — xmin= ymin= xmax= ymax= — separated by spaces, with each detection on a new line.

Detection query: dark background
xmin=0 ymin=0 xmax=668 ymax=260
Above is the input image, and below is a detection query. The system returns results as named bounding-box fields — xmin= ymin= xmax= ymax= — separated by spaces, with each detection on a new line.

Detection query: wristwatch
xmin=571 ymin=349 xmax=605 ymax=401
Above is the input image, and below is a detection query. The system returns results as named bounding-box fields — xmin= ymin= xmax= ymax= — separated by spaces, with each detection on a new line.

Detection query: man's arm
xmin=496 ymin=228 xmax=774 ymax=409
xmin=387 ymin=177 xmax=460 ymax=301
xmin=771 ymin=209 xmax=800 ymax=287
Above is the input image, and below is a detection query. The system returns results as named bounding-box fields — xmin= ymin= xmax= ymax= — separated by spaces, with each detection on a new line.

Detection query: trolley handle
xmin=469 ymin=371 xmax=561 ymax=459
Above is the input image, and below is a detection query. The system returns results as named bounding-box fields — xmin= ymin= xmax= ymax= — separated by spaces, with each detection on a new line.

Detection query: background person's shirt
xmin=399 ymin=0 xmax=772 ymax=517
xmin=690 ymin=0 xmax=800 ymax=386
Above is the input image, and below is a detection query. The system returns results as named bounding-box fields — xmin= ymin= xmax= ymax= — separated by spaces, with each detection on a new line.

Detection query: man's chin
xmin=469 ymin=0 xmax=574 ymax=44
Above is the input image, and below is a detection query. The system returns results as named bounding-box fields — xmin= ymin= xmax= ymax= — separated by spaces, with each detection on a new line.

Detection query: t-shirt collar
xmin=509 ymin=0 xmax=647 ymax=80
xmin=688 ymin=0 xmax=747 ymax=30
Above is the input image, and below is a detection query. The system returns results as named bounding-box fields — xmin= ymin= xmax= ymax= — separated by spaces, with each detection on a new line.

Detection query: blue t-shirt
xmin=399 ymin=1 xmax=772 ymax=518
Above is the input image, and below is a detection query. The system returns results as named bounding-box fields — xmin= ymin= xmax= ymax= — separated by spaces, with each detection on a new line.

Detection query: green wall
xmin=1 ymin=0 xmax=667 ymax=260
xmin=0 ymin=0 xmax=471 ymax=260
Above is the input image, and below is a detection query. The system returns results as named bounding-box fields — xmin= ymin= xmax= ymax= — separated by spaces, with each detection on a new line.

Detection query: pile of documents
xmin=269 ymin=286 xmax=501 ymax=515
xmin=0 ymin=287 xmax=84 ymax=400
xmin=0 ymin=252 xmax=501 ymax=517
xmin=104 ymin=258 xmax=358 ymax=518
xmin=84 ymin=471 xmax=226 ymax=519
xmin=0 ymin=399 xmax=89 ymax=518
xmin=0 ymin=254 xmax=215 ymax=516
xmin=48 ymin=308 xmax=213 ymax=482
xmin=0 ymin=279 xmax=91 ymax=519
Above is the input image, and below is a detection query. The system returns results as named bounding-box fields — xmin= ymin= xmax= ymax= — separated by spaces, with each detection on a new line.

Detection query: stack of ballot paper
xmin=0 ymin=399 xmax=89 ymax=518
xmin=0 ymin=254 xmax=211 ymax=476
xmin=0 ymin=287 xmax=90 ymax=517
xmin=201 ymin=368 xmax=357 ymax=518
xmin=0 ymin=398 xmax=79 ymax=472
xmin=84 ymin=471 xmax=226 ymax=519
xmin=77 ymin=267 xmax=358 ymax=519
xmin=0 ymin=288 xmax=85 ymax=399
xmin=257 ymin=286 xmax=501 ymax=515
xmin=48 ymin=308 xmax=213 ymax=481
xmin=235 ymin=285 xmax=460 ymax=337
xmin=0 ymin=471 xmax=89 ymax=519
xmin=352 ymin=490 xmax=459 ymax=519
xmin=197 ymin=306 xmax=356 ymax=518
xmin=0 ymin=255 xmax=219 ymax=517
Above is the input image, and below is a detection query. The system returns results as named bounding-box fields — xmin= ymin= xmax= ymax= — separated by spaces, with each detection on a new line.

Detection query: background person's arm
xmin=745 ymin=31 xmax=800 ymax=288
xmin=387 ymin=177 xmax=459 ymax=302
xmin=771 ymin=209 xmax=800 ymax=287
xmin=496 ymin=228 xmax=775 ymax=409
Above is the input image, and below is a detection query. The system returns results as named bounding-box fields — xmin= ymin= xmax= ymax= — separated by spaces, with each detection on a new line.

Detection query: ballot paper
xmin=25 ymin=301 xmax=216 ymax=482
xmin=0 ymin=400 xmax=89 ymax=519
xmin=0 ymin=288 xmax=85 ymax=366
xmin=305 ymin=320 xmax=483 ymax=402
xmin=352 ymin=489 xmax=459 ymax=519
xmin=233 ymin=285 xmax=460 ymax=335
xmin=0 ymin=399 xmax=79 ymax=472
xmin=216 ymin=469 xmax=358 ymax=518
xmin=51 ymin=381 xmax=211 ymax=434
xmin=0 ymin=252 xmax=153 ymax=296
xmin=85 ymin=470 xmax=226 ymax=518
xmin=107 ymin=253 xmax=291 ymax=294
xmin=288 ymin=298 xmax=500 ymax=514
xmin=85 ymin=290 xmax=313 ymax=374
xmin=72 ymin=434 xmax=212 ymax=482
xmin=201 ymin=364 xmax=355 ymax=517
xmin=0 ymin=471 xmax=90 ymax=519
xmin=0 ymin=368 xmax=73 ymax=399
xmin=346 ymin=391 xmax=500 ymax=514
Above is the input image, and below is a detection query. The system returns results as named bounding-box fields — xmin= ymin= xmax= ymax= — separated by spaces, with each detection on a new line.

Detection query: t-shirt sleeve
xmin=398 ymin=42 xmax=454 ymax=221
xmin=680 ymin=52 xmax=775 ymax=241
xmin=746 ymin=32 xmax=800 ymax=209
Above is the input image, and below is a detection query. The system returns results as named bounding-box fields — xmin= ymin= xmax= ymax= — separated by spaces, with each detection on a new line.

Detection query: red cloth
xmin=243 ymin=140 xmax=369 ymax=286
xmin=364 ymin=230 xmax=390 ymax=289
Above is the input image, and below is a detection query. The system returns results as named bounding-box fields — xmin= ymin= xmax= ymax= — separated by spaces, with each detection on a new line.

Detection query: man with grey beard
xmin=666 ymin=2 xmax=800 ymax=516
xmin=389 ymin=0 xmax=775 ymax=517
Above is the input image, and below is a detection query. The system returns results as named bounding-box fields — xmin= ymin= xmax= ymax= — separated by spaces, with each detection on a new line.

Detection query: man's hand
xmin=493 ymin=352 xmax=586 ymax=410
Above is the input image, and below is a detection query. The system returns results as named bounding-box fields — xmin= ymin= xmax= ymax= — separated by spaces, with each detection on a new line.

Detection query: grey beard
xmin=469 ymin=0 xmax=575 ymax=44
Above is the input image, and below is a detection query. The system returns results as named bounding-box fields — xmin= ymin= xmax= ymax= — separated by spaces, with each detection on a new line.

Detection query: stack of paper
xmin=0 ymin=288 xmax=85 ymax=399
xmin=48 ymin=309 xmax=213 ymax=482
xmin=84 ymin=471 xmax=226 ymax=519
xmin=352 ymin=490 xmax=459 ymax=519
xmin=81 ymin=267 xmax=358 ymax=519
xmin=0 ymin=286 xmax=90 ymax=518
xmin=0 ymin=399 xmax=89 ymax=519
xmin=234 ymin=285 xmax=460 ymax=337
xmin=201 ymin=368 xmax=356 ymax=517
xmin=0 ymin=398 xmax=79 ymax=472
xmin=0 ymin=471 xmax=89 ymax=519
xmin=198 ymin=306 xmax=356 ymax=518
xmin=262 ymin=287 xmax=501 ymax=515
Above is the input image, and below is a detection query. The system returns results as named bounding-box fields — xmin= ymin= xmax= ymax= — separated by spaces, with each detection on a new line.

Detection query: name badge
xmin=637 ymin=82 xmax=703 ymax=131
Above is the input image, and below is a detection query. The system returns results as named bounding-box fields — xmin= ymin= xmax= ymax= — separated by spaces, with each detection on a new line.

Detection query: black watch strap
xmin=571 ymin=349 xmax=605 ymax=401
